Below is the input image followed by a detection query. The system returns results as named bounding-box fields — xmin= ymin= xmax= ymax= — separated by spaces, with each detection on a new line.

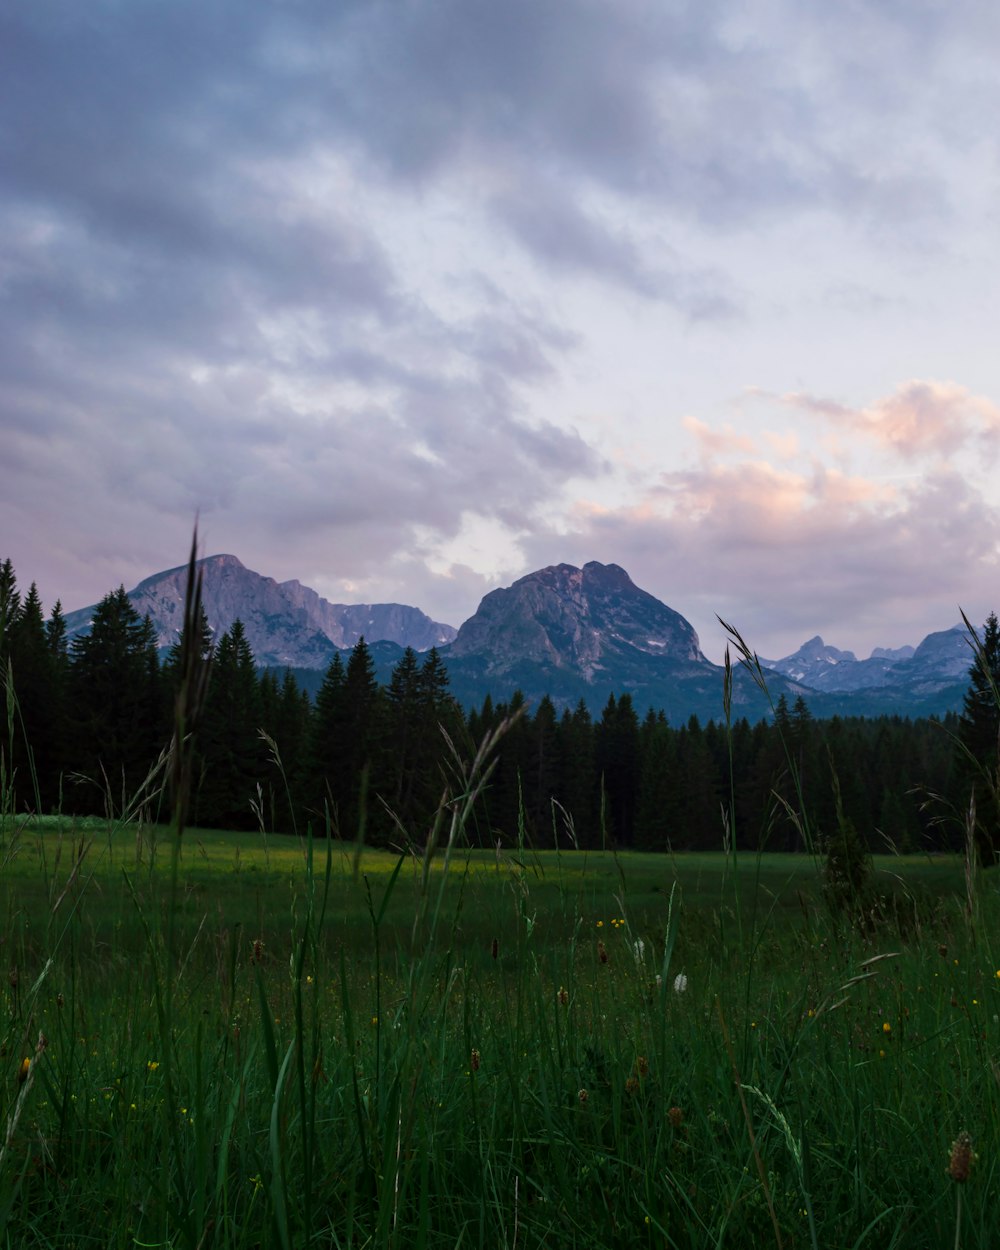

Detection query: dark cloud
xmin=1 ymin=0 xmax=997 ymax=636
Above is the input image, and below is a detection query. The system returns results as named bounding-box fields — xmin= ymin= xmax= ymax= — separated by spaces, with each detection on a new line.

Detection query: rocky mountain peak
xmin=447 ymin=560 xmax=705 ymax=678
xmin=64 ymin=554 xmax=456 ymax=667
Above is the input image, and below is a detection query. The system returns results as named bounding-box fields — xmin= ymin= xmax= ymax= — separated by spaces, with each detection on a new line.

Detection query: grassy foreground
xmin=0 ymin=813 xmax=997 ymax=1249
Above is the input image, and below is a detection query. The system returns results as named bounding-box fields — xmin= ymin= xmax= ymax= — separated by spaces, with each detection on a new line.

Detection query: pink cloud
xmin=526 ymin=460 xmax=998 ymax=660
xmin=782 ymin=380 xmax=1000 ymax=461
xmin=682 ymin=414 xmax=757 ymax=458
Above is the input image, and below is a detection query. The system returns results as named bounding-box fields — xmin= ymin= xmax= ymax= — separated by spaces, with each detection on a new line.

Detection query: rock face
xmin=60 ymin=552 xmax=975 ymax=719
xmin=440 ymin=561 xmax=787 ymax=720
xmin=448 ymin=561 xmax=706 ymax=676
xmin=762 ymin=625 xmax=972 ymax=698
xmin=63 ymin=554 xmax=456 ymax=668
xmin=761 ymin=636 xmax=859 ymax=688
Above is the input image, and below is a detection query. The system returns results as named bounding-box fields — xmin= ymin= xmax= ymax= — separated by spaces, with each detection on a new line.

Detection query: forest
xmin=2 ymin=554 xmax=998 ymax=861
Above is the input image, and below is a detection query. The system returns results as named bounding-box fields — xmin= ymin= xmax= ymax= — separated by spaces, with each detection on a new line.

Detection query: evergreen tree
xmin=342 ymin=638 xmax=388 ymax=841
xmin=958 ymin=611 xmax=1000 ymax=865
xmin=69 ymin=586 xmax=163 ymax=815
xmin=595 ymin=693 xmax=640 ymax=845
xmin=0 ymin=558 xmax=20 ymax=784
xmin=635 ymin=711 xmax=677 ymax=850
xmin=195 ymin=620 xmax=263 ymax=829
xmin=0 ymin=558 xmax=20 ymax=658
xmin=302 ymin=653 xmax=347 ymax=833
xmin=672 ymin=715 xmax=720 ymax=850
xmin=525 ymin=695 xmax=558 ymax=845
xmin=268 ymin=668 xmax=311 ymax=830
xmin=484 ymin=691 xmax=531 ymax=845
xmin=555 ymin=699 xmax=597 ymax=847
xmin=7 ymin=584 xmax=58 ymax=810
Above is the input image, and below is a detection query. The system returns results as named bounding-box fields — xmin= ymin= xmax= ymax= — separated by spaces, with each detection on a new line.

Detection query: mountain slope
xmin=763 ymin=626 xmax=972 ymax=702
xmin=63 ymin=554 xmax=456 ymax=668
xmin=442 ymin=561 xmax=806 ymax=720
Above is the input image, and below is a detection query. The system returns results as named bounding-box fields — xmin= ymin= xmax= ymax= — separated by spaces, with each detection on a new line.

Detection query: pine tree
xmin=595 ymin=693 xmax=641 ymax=845
xmin=525 ymin=695 xmax=558 ymax=845
xmin=635 ymin=711 xmax=677 ymax=851
xmin=556 ymin=699 xmax=597 ymax=846
xmin=958 ymin=611 xmax=1000 ymax=865
xmin=7 ymin=584 xmax=56 ymax=811
xmin=69 ymin=586 xmax=162 ymax=815
xmin=196 ymin=620 xmax=263 ymax=829
xmin=302 ymin=653 xmax=347 ymax=833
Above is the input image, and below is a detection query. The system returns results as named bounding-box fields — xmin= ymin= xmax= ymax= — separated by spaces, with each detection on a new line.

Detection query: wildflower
xmin=16 ymin=1057 xmax=30 ymax=1084
xmin=882 ymin=1022 xmax=891 ymax=1034
xmin=470 ymin=1048 xmax=481 ymax=1072
xmin=557 ymin=986 xmax=569 ymax=1006
xmin=371 ymin=1015 xmax=378 ymax=1026
xmin=879 ymin=1049 xmax=886 ymax=1059
xmin=596 ymin=920 xmax=604 ymax=929
xmin=147 ymin=1061 xmax=159 ymax=1072
xmin=673 ymin=973 xmax=688 ymax=994
xmin=578 ymin=1088 xmax=589 ymax=1105
xmin=598 ymin=941 xmax=609 ymax=965
xmin=947 ymin=1131 xmax=976 ymax=1183
xmin=306 ymin=975 xmax=314 ymax=985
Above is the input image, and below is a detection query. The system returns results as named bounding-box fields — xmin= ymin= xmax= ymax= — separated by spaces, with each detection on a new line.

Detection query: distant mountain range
xmin=63 ymin=554 xmax=456 ymax=668
xmin=64 ymin=554 xmax=975 ymax=721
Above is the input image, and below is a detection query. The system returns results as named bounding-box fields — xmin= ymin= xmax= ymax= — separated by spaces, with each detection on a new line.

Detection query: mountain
xmin=63 ymin=554 xmax=456 ymax=668
xmin=440 ymin=561 xmax=807 ymax=721
xmin=61 ymin=552 xmax=976 ymax=720
xmin=762 ymin=626 xmax=972 ymax=708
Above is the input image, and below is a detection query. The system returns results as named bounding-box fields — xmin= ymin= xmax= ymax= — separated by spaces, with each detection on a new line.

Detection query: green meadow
xmin=0 ymin=811 xmax=997 ymax=1249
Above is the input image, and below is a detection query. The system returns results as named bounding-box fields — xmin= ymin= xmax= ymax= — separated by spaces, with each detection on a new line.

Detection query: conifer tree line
xmin=2 ymin=555 xmax=999 ymax=859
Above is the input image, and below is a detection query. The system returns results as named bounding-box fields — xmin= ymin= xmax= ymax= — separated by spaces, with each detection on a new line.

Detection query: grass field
xmin=0 ymin=807 xmax=997 ymax=1249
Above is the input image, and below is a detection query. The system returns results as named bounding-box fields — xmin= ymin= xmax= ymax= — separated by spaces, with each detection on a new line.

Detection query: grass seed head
xmin=947 ymin=1131 xmax=976 ymax=1183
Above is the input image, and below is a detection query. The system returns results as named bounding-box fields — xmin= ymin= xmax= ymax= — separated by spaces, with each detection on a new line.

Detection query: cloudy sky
xmin=3 ymin=0 xmax=1000 ymax=662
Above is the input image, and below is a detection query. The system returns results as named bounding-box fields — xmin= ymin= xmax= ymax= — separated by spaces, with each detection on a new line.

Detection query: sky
xmin=3 ymin=0 xmax=1000 ymax=664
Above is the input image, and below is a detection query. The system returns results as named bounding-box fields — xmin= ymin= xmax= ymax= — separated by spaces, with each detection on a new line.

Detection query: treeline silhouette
xmin=0 ymin=556 xmax=993 ymax=855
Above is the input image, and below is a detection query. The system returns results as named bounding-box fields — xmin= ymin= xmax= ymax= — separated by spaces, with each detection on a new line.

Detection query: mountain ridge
xmin=63 ymin=553 xmax=456 ymax=668
xmin=61 ymin=553 xmax=974 ymax=719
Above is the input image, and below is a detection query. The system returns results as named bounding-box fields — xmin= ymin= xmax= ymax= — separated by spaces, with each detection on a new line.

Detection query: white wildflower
xmin=673 ymin=973 xmax=688 ymax=994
